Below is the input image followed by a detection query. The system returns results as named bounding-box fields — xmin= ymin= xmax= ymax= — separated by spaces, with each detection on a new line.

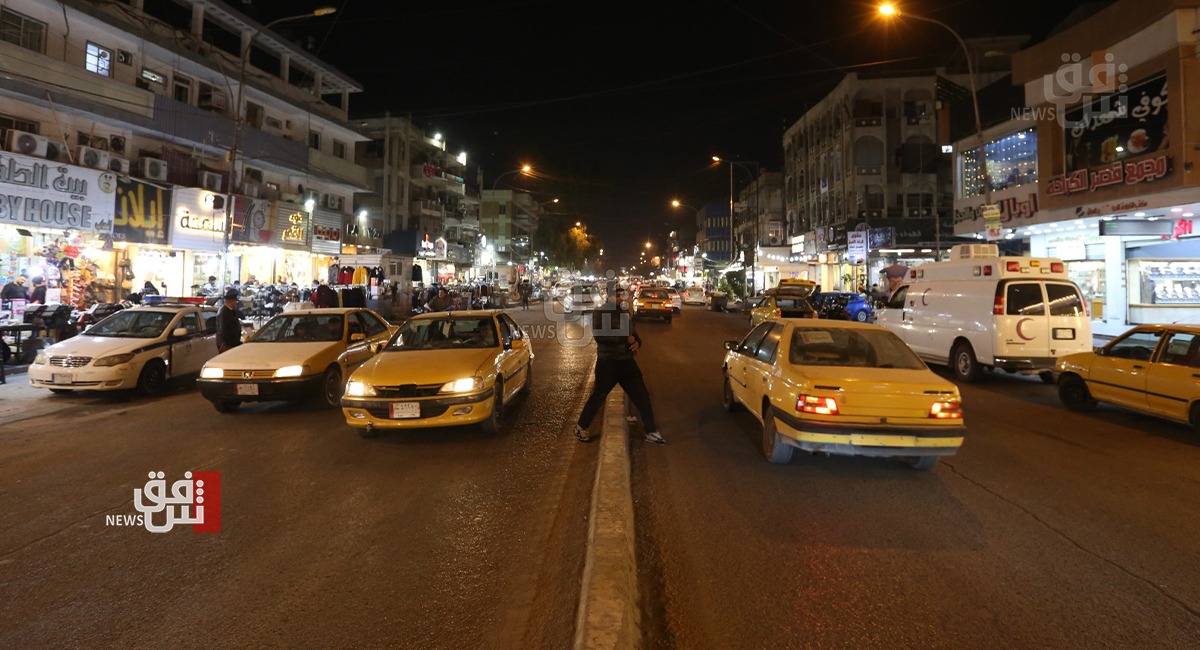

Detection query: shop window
xmin=0 ymin=8 xmax=46 ymax=54
xmin=960 ymin=129 xmax=1037 ymax=198
xmin=85 ymin=42 xmax=113 ymax=77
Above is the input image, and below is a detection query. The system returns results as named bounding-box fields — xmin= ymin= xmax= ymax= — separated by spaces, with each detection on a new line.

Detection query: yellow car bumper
xmin=773 ymin=409 xmax=964 ymax=457
xmin=340 ymin=389 xmax=495 ymax=430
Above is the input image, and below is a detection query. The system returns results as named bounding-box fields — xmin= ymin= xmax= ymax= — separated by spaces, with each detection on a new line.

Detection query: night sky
xmin=251 ymin=0 xmax=1090 ymax=267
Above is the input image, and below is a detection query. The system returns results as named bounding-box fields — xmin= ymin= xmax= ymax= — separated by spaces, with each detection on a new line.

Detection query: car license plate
xmin=390 ymin=402 xmax=420 ymax=419
xmin=236 ymin=383 xmax=259 ymax=396
xmin=51 ymin=373 xmax=72 ymax=385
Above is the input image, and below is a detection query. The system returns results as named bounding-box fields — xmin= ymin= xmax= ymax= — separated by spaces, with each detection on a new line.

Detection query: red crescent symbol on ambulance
xmin=921 ymin=289 xmax=930 ymax=306
xmin=1016 ymin=318 xmax=1034 ymax=341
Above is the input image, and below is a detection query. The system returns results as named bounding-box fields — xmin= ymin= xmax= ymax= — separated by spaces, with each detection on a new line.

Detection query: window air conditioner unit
xmin=140 ymin=157 xmax=168 ymax=181
xmin=324 ymin=194 xmax=344 ymax=211
xmin=198 ymin=93 xmax=228 ymax=112
xmin=198 ymin=171 xmax=224 ymax=192
xmin=77 ymin=145 xmax=111 ymax=170
xmin=6 ymin=130 xmax=48 ymax=157
xmin=109 ymin=157 xmax=130 ymax=175
xmin=768 ymin=235 xmax=781 ymax=245
xmin=45 ymin=141 xmax=64 ymax=161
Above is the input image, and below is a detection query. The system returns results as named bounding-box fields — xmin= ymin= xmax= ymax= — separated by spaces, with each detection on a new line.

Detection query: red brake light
xmin=1050 ymin=262 xmax=1064 ymax=273
xmin=929 ymin=401 xmax=963 ymax=419
xmin=993 ymin=294 xmax=1004 ymax=315
xmin=797 ymin=394 xmax=839 ymax=415
xmin=982 ymin=265 xmax=992 ymax=276
xmin=1006 ymin=261 xmax=1021 ymax=272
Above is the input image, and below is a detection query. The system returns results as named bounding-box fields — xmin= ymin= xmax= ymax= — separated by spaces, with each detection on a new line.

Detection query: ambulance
xmin=875 ymin=244 xmax=1092 ymax=383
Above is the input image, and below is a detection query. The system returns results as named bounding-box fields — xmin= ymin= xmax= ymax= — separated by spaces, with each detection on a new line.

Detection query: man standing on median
xmin=573 ymin=283 xmax=665 ymax=445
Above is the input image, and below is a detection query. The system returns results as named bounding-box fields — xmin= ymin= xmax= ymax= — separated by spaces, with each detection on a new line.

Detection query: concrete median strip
xmin=573 ymin=386 xmax=641 ymax=650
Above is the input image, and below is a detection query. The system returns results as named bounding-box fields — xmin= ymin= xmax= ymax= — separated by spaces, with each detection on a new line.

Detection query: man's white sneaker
xmin=644 ymin=431 xmax=666 ymax=445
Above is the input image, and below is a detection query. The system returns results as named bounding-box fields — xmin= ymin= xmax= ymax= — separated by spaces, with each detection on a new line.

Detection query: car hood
xmin=352 ymin=347 xmax=498 ymax=385
xmin=45 ymin=334 xmax=156 ymax=358
xmin=788 ymin=365 xmax=961 ymax=419
xmin=205 ymin=341 xmax=340 ymax=370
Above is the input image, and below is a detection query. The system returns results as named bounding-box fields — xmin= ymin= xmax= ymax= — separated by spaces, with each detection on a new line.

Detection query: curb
xmin=573 ymin=386 xmax=641 ymax=650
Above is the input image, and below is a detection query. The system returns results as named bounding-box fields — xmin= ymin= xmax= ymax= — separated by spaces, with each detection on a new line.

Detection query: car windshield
xmin=84 ymin=310 xmax=175 ymax=338
xmin=789 ymin=327 xmax=925 ymax=369
xmin=387 ymin=316 xmax=498 ymax=350
xmin=640 ymin=289 xmax=668 ymax=299
xmin=250 ymin=314 xmax=344 ymax=342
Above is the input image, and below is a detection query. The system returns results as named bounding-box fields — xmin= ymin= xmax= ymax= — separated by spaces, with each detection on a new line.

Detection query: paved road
xmin=630 ymin=305 xmax=1200 ymax=649
xmin=0 ymin=307 xmax=598 ymax=649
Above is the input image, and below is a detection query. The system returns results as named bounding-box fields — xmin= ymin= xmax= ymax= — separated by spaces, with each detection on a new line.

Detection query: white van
xmin=875 ymin=244 xmax=1092 ymax=383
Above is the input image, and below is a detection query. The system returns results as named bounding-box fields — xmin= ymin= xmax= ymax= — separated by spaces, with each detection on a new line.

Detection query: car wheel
xmin=722 ymin=374 xmax=741 ymax=412
xmin=212 ymin=400 xmax=239 ymax=413
xmin=481 ymin=380 xmax=503 ymax=434
xmin=906 ymin=456 xmax=938 ymax=470
xmin=951 ymin=342 xmax=983 ymax=383
xmin=519 ymin=361 xmax=532 ymax=396
xmin=319 ymin=366 xmax=343 ymax=407
xmin=1038 ymin=371 xmax=1056 ymax=384
xmin=762 ymin=404 xmax=793 ymax=464
xmin=136 ymin=360 xmax=167 ymax=396
xmin=854 ymin=310 xmax=869 ymax=322
xmin=49 ymin=388 xmax=74 ymax=394
xmin=1058 ymin=375 xmax=1097 ymax=412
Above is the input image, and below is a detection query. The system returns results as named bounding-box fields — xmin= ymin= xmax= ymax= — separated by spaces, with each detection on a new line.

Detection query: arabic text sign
xmin=1046 ymin=154 xmax=1171 ymax=196
xmin=847 ymin=231 xmax=867 ymax=264
xmin=107 ymin=470 xmax=222 ymax=533
xmin=0 ymin=151 xmax=116 ymax=233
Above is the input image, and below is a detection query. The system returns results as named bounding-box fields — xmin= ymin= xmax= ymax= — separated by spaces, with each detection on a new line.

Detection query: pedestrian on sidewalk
xmin=573 ymin=283 xmax=664 ymax=444
xmin=215 ymin=289 xmax=243 ymax=353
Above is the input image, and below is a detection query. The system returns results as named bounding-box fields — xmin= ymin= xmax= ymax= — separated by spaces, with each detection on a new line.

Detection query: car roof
xmin=776 ymin=318 xmax=883 ymax=330
xmin=410 ymin=309 xmax=501 ymax=320
xmin=269 ymin=307 xmax=368 ymax=316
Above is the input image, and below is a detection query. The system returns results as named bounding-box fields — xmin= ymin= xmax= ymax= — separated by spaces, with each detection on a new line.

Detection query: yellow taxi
xmin=341 ymin=310 xmax=533 ymax=438
xmin=1057 ymin=324 xmax=1200 ymax=430
xmin=748 ymin=279 xmax=817 ymax=327
xmin=633 ymin=286 xmax=674 ymax=323
xmin=198 ymin=308 xmax=397 ymax=412
xmin=722 ymin=319 xmax=965 ymax=469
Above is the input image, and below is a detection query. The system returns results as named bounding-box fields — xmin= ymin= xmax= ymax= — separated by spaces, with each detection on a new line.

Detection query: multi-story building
xmin=734 ymin=171 xmax=790 ymax=292
xmin=356 ymin=116 xmax=478 ymax=285
xmin=782 ymin=40 xmax=1020 ymax=292
xmin=0 ymin=0 xmax=369 ymax=306
xmin=478 ymin=189 xmax=543 ymax=282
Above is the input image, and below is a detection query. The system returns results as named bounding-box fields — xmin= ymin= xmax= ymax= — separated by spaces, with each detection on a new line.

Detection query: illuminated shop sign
xmin=314 ymin=225 xmax=340 ymax=241
xmin=178 ymin=210 xmax=225 ymax=233
xmin=1046 ymin=154 xmax=1171 ymax=196
xmin=280 ymin=211 xmax=307 ymax=242
xmin=0 ymin=151 xmax=116 ymax=232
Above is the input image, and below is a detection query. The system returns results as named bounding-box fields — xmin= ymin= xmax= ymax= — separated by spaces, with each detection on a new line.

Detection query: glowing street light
xmin=492 ymin=164 xmax=533 ymax=189
xmin=645 ymin=241 xmax=652 ymax=249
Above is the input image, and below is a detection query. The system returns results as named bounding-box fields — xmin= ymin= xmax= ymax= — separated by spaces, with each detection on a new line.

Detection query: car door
xmin=729 ymin=323 xmax=772 ymax=409
xmin=500 ymin=314 xmax=531 ymax=390
xmin=1144 ymin=330 xmax=1199 ymax=422
xmin=168 ymin=312 xmax=205 ymax=376
xmin=342 ymin=312 xmax=375 ymax=368
xmin=495 ymin=315 xmax=524 ymax=401
xmin=1088 ymin=328 xmax=1163 ymax=410
xmin=357 ymin=310 xmax=392 ymax=352
xmin=198 ymin=309 xmax=219 ymax=362
xmin=744 ymin=323 xmax=783 ymax=411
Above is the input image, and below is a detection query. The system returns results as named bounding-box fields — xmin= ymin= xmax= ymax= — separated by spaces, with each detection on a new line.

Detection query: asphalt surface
xmin=628 ymin=306 xmax=1200 ymax=648
xmin=0 ymin=306 xmax=600 ymax=649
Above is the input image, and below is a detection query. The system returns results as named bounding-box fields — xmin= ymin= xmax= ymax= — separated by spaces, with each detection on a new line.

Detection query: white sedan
xmin=28 ymin=302 xmax=219 ymax=396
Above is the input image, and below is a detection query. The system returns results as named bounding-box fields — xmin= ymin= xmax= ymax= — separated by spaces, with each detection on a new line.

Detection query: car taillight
xmin=982 ymin=265 xmax=992 ymax=276
xmin=993 ymin=294 xmax=1004 ymax=315
xmin=929 ymin=401 xmax=963 ymax=419
xmin=797 ymin=394 xmax=839 ymax=415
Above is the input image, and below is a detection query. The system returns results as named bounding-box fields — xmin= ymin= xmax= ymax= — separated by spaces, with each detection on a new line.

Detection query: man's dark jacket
xmin=216 ymin=304 xmax=242 ymax=350
xmin=591 ymin=299 xmax=642 ymax=361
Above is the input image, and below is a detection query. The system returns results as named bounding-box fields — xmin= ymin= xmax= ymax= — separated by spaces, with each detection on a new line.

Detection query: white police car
xmin=28 ymin=299 xmax=219 ymax=396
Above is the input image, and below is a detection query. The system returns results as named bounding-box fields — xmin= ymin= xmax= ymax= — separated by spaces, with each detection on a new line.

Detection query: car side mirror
xmin=1094 ymin=346 xmax=1106 ymax=356
xmin=503 ymin=337 xmax=513 ymax=350
xmin=172 ymin=327 xmax=188 ymax=338
xmin=724 ymin=340 xmax=739 ymax=351
xmin=350 ymin=332 xmax=366 ymax=342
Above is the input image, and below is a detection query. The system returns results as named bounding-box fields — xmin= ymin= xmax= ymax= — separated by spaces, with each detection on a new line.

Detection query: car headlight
xmin=439 ymin=377 xmax=484 ymax=394
xmin=93 ymin=353 xmax=136 ymax=367
xmin=345 ymin=381 xmax=376 ymax=397
xmin=33 ymin=351 xmax=47 ymax=365
xmin=200 ymin=366 xmax=224 ymax=379
xmin=274 ymin=365 xmax=306 ymax=378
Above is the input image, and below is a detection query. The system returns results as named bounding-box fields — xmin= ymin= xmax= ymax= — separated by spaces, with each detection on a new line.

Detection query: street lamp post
xmin=491 ymin=164 xmax=533 ymax=190
xmin=223 ymin=7 xmax=335 ymax=289
xmin=879 ymin=3 xmax=985 ymax=259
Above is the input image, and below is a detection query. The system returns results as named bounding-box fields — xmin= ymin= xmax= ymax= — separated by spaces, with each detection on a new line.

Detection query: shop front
xmin=310 ymin=206 xmax=342 ymax=286
xmin=169 ymin=188 xmax=227 ymax=296
xmin=1 ymin=150 xmax=120 ymax=313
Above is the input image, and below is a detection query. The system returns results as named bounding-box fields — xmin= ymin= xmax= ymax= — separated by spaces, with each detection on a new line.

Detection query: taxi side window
xmin=501 ymin=315 xmax=523 ymax=339
xmin=496 ymin=316 xmax=513 ymax=342
xmin=887 ymin=286 xmax=908 ymax=309
xmin=1106 ymin=330 xmax=1163 ymax=361
xmin=1158 ymin=332 xmax=1200 ymax=367
xmin=356 ymin=311 xmax=388 ymax=336
xmin=754 ymin=323 xmax=783 ymax=363
xmin=739 ymin=323 xmax=772 ymax=356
